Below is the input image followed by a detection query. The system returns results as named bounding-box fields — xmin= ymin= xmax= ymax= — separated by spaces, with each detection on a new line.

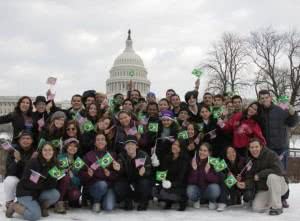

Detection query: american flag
xmin=1 ymin=142 xmax=14 ymax=151
xmin=90 ymin=161 xmax=100 ymax=170
xmin=127 ymin=127 xmax=138 ymax=135
xmin=135 ymin=158 xmax=146 ymax=168
xmin=29 ymin=170 xmax=41 ymax=184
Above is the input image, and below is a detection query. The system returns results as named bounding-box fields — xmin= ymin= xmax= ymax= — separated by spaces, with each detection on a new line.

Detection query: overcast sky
xmin=1 ymin=0 xmax=300 ymax=101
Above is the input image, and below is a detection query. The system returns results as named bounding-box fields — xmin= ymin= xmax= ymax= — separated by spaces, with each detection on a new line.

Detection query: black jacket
xmin=5 ymin=146 xmax=35 ymax=179
xmin=16 ymin=157 xmax=58 ymax=199
xmin=117 ymin=149 xmax=152 ymax=183
xmin=245 ymin=147 xmax=286 ymax=192
xmin=259 ymin=104 xmax=299 ymax=150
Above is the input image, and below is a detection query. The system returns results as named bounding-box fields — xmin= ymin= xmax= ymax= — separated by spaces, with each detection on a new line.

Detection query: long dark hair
xmin=38 ymin=142 xmax=57 ymax=165
xmin=14 ymin=96 xmax=33 ymax=116
xmin=241 ymin=101 xmax=260 ymax=122
xmin=63 ymin=120 xmax=81 ymax=139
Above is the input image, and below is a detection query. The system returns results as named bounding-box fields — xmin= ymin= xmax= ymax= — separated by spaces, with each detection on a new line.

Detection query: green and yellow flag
xmin=156 ymin=171 xmax=168 ymax=181
xmin=148 ymin=122 xmax=159 ymax=132
xmin=99 ymin=153 xmax=113 ymax=169
xmin=224 ymin=175 xmax=237 ymax=188
xmin=177 ymin=130 xmax=189 ymax=140
xmin=58 ymin=157 xmax=69 ymax=169
xmin=73 ymin=157 xmax=85 ymax=170
xmin=48 ymin=166 xmax=65 ymax=179
xmin=214 ymin=159 xmax=228 ymax=172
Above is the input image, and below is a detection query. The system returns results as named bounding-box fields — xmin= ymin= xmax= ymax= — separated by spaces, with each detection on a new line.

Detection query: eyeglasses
xmin=67 ymin=127 xmax=76 ymax=131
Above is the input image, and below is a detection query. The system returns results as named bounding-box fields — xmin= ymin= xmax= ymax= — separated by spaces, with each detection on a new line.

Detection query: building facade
xmin=106 ymin=30 xmax=151 ymax=98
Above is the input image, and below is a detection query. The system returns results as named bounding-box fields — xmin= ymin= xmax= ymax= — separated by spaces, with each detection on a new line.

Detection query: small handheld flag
xmin=58 ymin=157 xmax=69 ymax=169
xmin=135 ymin=158 xmax=146 ymax=168
xmin=177 ymin=130 xmax=189 ymax=140
xmin=48 ymin=166 xmax=65 ymax=180
xmin=138 ymin=125 xmax=144 ymax=134
xmin=73 ymin=157 xmax=85 ymax=170
xmin=82 ymin=121 xmax=95 ymax=132
xmin=208 ymin=157 xmax=219 ymax=166
xmin=148 ymin=123 xmax=159 ymax=132
xmin=99 ymin=153 xmax=113 ymax=169
xmin=224 ymin=175 xmax=237 ymax=188
xmin=192 ymin=68 xmax=204 ymax=78
xmin=29 ymin=170 xmax=46 ymax=184
xmin=214 ymin=159 xmax=228 ymax=172
xmin=156 ymin=171 xmax=167 ymax=181
xmin=1 ymin=141 xmax=15 ymax=151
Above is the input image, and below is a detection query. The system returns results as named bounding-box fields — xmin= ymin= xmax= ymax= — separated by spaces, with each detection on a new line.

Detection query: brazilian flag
xmin=224 ymin=175 xmax=237 ymax=188
xmin=48 ymin=166 xmax=64 ymax=179
xmin=148 ymin=123 xmax=159 ymax=132
xmin=156 ymin=171 xmax=167 ymax=181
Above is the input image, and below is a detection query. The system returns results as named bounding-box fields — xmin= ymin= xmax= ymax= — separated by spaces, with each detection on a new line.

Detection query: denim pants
xmin=17 ymin=188 xmax=60 ymax=221
xmin=187 ymin=184 xmax=221 ymax=203
xmin=88 ymin=180 xmax=116 ymax=211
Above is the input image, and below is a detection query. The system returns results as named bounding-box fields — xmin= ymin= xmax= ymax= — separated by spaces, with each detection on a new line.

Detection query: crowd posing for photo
xmin=0 ymin=80 xmax=298 ymax=221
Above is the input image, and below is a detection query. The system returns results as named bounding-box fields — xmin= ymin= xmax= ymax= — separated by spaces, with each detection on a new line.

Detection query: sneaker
xmin=217 ymin=203 xmax=226 ymax=212
xmin=193 ymin=201 xmax=201 ymax=209
xmin=92 ymin=203 xmax=101 ymax=213
xmin=55 ymin=201 xmax=66 ymax=214
xmin=208 ymin=202 xmax=217 ymax=210
xmin=282 ymin=199 xmax=289 ymax=208
xmin=269 ymin=208 xmax=283 ymax=215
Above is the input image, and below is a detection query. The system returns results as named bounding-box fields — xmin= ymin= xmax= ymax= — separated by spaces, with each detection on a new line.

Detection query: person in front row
xmin=236 ymin=138 xmax=289 ymax=215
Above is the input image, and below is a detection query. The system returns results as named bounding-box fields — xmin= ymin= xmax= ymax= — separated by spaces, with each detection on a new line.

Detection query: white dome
xmin=113 ymin=51 xmax=144 ymax=67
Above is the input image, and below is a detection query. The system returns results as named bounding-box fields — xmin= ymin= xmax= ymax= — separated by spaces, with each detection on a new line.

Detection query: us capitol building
xmin=106 ymin=30 xmax=151 ymax=98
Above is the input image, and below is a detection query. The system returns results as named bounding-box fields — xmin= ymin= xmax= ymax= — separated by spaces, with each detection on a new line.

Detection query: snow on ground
xmin=0 ymin=183 xmax=299 ymax=221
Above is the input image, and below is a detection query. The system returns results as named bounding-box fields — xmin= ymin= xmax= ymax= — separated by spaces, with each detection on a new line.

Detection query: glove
xmin=151 ymin=153 xmax=160 ymax=167
xmin=162 ymin=180 xmax=172 ymax=189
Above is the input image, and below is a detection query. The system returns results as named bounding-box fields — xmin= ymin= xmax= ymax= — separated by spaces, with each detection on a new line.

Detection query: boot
xmin=177 ymin=201 xmax=186 ymax=211
xmin=6 ymin=202 xmax=25 ymax=218
xmin=163 ymin=201 xmax=172 ymax=210
xmin=137 ymin=201 xmax=148 ymax=211
xmin=124 ymin=199 xmax=134 ymax=211
xmin=55 ymin=201 xmax=66 ymax=214
xmin=41 ymin=202 xmax=50 ymax=217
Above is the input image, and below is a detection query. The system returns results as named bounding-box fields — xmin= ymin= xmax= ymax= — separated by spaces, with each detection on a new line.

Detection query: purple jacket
xmin=79 ymin=149 xmax=117 ymax=187
xmin=187 ymin=158 xmax=220 ymax=188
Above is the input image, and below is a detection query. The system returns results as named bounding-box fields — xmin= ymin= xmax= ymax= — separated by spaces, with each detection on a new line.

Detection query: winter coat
xmin=57 ymin=153 xmax=81 ymax=187
xmin=259 ymin=104 xmax=299 ymax=150
xmin=223 ymin=112 xmax=266 ymax=148
xmin=16 ymin=157 xmax=57 ymax=199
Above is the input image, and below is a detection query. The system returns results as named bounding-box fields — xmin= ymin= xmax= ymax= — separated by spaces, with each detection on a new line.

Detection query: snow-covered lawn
xmin=0 ymin=183 xmax=299 ymax=221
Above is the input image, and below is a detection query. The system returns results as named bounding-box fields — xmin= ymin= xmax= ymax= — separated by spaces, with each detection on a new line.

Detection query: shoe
xmin=92 ymin=203 xmax=101 ymax=213
xmin=41 ymin=202 xmax=50 ymax=217
xmin=163 ymin=201 xmax=172 ymax=210
xmin=269 ymin=208 xmax=283 ymax=215
xmin=124 ymin=200 xmax=134 ymax=211
xmin=193 ymin=201 xmax=200 ymax=209
xmin=208 ymin=202 xmax=217 ymax=210
xmin=55 ymin=201 xmax=66 ymax=214
xmin=282 ymin=199 xmax=289 ymax=208
xmin=64 ymin=201 xmax=70 ymax=210
xmin=5 ymin=201 xmax=13 ymax=210
xmin=177 ymin=201 xmax=186 ymax=211
xmin=137 ymin=202 xmax=148 ymax=211
xmin=6 ymin=202 xmax=25 ymax=218
xmin=217 ymin=203 xmax=226 ymax=212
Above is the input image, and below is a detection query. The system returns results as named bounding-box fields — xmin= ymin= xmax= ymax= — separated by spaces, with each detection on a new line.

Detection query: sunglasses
xmin=67 ymin=127 xmax=76 ymax=131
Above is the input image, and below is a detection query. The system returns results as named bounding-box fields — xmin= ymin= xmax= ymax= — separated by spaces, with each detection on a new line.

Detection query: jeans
xmin=17 ymin=189 xmax=60 ymax=221
xmin=187 ymin=184 xmax=220 ymax=203
xmin=273 ymin=149 xmax=288 ymax=170
xmin=88 ymin=181 xmax=116 ymax=211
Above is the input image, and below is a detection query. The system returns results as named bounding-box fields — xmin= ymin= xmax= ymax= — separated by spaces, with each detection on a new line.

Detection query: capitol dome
xmin=106 ymin=30 xmax=151 ymax=98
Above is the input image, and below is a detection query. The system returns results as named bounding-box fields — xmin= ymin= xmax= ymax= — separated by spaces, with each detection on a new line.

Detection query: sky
xmin=1 ymin=0 xmax=300 ymax=101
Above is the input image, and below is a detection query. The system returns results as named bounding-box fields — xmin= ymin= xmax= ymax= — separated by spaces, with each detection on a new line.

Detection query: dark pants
xmin=57 ymin=175 xmax=81 ymax=205
xmin=273 ymin=149 xmax=288 ymax=170
xmin=114 ymin=179 xmax=152 ymax=203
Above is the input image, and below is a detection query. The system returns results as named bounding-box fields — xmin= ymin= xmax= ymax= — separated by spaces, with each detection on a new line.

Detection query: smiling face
xmin=66 ymin=142 xmax=78 ymax=156
xmin=171 ymin=140 xmax=181 ymax=155
xmin=122 ymin=101 xmax=133 ymax=112
xmin=19 ymin=135 xmax=33 ymax=151
xmin=161 ymin=118 xmax=172 ymax=128
xmin=95 ymin=134 xmax=107 ymax=150
xmin=118 ymin=112 xmax=131 ymax=127
xmin=42 ymin=144 xmax=55 ymax=161
xmin=178 ymin=110 xmax=189 ymax=121
xmin=200 ymin=107 xmax=211 ymax=120
xmin=203 ymin=94 xmax=213 ymax=106
xmin=159 ymin=100 xmax=169 ymax=112
xmin=36 ymin=102 xmax=46 ymax=113
xmin=147 ymin=104 xmax=159 ymax=118
xmin=187 ymin=124 xmax=195 ymax=138
xmin=20 ymin=98 xmax=31 ymax=113
xmin=125 ymin=142 xmax=137 ymax=156
xmin=247 ymin=103 xmax=258 ymax=117
xmin=66 ymin=123 xmax=77 ymax=137
xmin=259 ymin=94 xmax=272 ymax=108
xmin=226 ymin=146 xmax=237 ymax=162
xmin=249 ymin=140 xmax=262 ymax=158
xmin=97 ymin=118 xmax=111 ymax=130
xmin=71 ymin=96 xmax=82 ymax=110
xmin=88 ymin=104 xmax=98 ymax=117
xmin=54 ymin=118 xmax=65 ymax=129
xmin=171 ymin=95 xmax=181 ymax=108
xmin=188 ymin=95 xmax=197 ymax=106
xmin=199 ymin=144 xmax=210 ymax=160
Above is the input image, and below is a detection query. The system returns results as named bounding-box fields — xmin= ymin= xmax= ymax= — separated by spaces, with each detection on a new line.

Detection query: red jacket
xmin=222 ymin=112 xmax=266 ymax=148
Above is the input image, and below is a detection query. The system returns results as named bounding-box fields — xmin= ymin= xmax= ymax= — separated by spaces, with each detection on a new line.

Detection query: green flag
xmin=156 ymin=171 xmax=167 ymax=181
xmin=211 ymin=107 xmax=224 ymax=119
xmin=224 ymin=175 xmax=237 ymax=188
xmin=278 ymin=95 xmax=289 ymax=103
xmin=208 ymin=157 xmax=220 ymax=166
xmin=148 ymin=122 xmax=159 ymax=132
xmin=177 ymin=130 xmax=189 ymax=140
xmin=99 ymin=153 xmax=113 ymax=168
xmin=58 ymin=157 xmax=69 ymax=169
xmin=51 ymin=139 xmax=61 ymax=149
xmin=214 ymin=159 xmax=228 ymax=172
xmin=138 ymin=125 xmax=144 ymax=134
xmin=82 ymin=121 xmax=94 ymax=132
xmin=37 ymin=138 xmax=46 ymax=149
xmin=48 ymin=166 xmax=65 ymax=179
xmin=73 ymin=157 xmax=85 ymax=170
xmin=192 ymin=68 xmax=204 ymax=78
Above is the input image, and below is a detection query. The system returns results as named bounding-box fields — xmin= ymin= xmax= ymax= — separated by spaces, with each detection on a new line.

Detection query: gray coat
xmin=259 ymin=104 xmax=299 ymax=151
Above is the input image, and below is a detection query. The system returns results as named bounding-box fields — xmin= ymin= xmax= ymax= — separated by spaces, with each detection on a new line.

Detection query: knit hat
xmin=63 ymin=138 xmax=79 ymax=147
xmin=147 ymin=92 xmax=156 ymax=97
xmin=160 ymin=110 xmax=174 ymax=120
xmin=51 ymin=111 xmax=66 ymax=122
xmin=15 ymin=130 xmax=33 ymax=140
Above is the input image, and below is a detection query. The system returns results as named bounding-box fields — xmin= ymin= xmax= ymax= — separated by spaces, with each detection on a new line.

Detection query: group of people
xmin=0 ymin=80 xmax=298 ymax=221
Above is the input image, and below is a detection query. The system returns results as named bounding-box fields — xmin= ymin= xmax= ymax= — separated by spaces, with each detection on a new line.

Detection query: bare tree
xmin=248 ymin=27 xmax=288 ymax=98
xmin=203 ymin=32 xmax=249 ymax=94
xmin=286 ymin=30 xmax=300 ymax=106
